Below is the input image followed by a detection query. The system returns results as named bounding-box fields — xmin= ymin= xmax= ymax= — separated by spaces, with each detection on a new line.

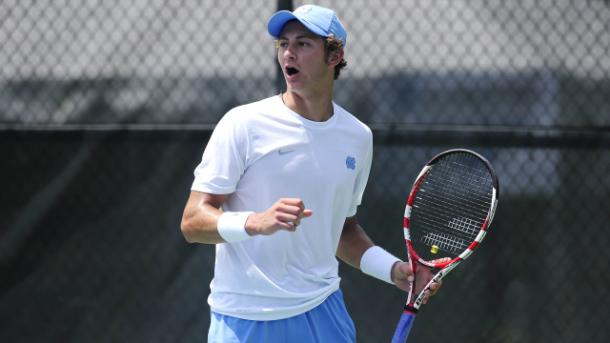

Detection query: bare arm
xmin=180 ymin=191 xmax=314 ymax=244
xmin=336 ymin=216 xmax=375 ymax=269
xmin=180 ymin=191 xmax=229 ymax=244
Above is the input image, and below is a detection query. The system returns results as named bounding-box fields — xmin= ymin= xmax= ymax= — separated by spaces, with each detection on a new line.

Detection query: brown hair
xmin=324 ymin=36 xmax=347 ymax=80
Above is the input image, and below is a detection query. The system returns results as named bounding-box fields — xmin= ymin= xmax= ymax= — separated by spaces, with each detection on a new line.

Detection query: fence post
xmin=274 ymin=0 xmax=293 ymax=93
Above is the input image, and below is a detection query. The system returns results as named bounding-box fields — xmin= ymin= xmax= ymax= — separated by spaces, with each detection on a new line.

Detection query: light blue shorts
xmin=207 ymin=289 xmax=356 ymax=343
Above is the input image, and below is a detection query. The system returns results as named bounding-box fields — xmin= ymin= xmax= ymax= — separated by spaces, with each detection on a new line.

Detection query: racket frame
xmin=391 ymin=149 xmax=499 ymax=343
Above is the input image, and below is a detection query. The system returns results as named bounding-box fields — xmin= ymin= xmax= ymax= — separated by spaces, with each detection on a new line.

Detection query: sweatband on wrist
xmin=217 ymin=211 xmax=253 ymax=243
xmin=359 ymin=246 xmax=401 ymax=284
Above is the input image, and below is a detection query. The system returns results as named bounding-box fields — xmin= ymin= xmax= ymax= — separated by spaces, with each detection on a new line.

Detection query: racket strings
xmin=421 ymin=231 xmax=470 ymax=253
xmin=422 ymin=178 xmax=491 ymax=209
xmin=425 ymin=161 xmax=492 ymax=210
xmin=414 ymin=193 xmax=488 ymax=230
xmin=410 ymin=153 xmax=493 ymax=257
xmin=415 ymin=186 xmax=492 ymax=229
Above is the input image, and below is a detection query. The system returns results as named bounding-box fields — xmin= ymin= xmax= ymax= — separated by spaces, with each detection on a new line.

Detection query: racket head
xmin=403 ymin=149 xmax=499 ymax=269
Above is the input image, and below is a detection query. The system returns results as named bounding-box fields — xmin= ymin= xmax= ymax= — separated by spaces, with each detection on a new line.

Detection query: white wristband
xmin=359 ymin=246 xmax=401 ymax=284
xmin=217 ymin=211 xmax=253 ymax=243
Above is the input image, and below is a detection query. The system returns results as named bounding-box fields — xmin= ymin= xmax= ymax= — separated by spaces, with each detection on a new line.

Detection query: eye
xmin=276 ymin=40 xmax=289 ymax=49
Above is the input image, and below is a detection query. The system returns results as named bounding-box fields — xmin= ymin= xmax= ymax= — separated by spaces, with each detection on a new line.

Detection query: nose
xmin=283 ymin=43 xmax=296 ymax=60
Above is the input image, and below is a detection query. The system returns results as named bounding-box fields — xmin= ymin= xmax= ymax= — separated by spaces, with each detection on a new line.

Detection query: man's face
xmin=276 ymin=21 xmax=333 ymax=92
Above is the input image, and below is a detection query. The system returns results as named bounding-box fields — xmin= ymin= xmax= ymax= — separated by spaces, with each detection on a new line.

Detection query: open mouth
xmin=286 ymin=67 xmax=299 ymax=76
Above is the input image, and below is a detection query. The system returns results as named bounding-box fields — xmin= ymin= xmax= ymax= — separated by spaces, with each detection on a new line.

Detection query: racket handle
xmin=390 ymin=310 xmax=417 ymax=343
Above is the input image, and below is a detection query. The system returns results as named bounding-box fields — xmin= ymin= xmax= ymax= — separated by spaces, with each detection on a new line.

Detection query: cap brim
xmin=267 ymin=11 xmax=298 ymax=38
xmin=267 ymin=10 xmax=328 ymax=39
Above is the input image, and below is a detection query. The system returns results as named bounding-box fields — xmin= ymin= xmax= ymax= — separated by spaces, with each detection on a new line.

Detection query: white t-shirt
xmin=191 ymin=95 xmax=373 ymax=320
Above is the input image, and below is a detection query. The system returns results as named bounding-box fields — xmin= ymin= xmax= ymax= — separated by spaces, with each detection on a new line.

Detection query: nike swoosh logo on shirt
xmin=278 ymin=149 xmax=294 ymax=155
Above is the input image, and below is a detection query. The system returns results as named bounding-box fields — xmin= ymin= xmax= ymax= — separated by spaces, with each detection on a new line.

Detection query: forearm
xmin=338 ymin=216 xmax=402 ymax=285
xmin=180 ymin=191 xmax=228 ymax=244
xmin=180 ymin=193 xmax=313 ymax=244
xmin=181 ymin=203 xmax=224 ymax=244
xmin=336 ymin=216 xmax=375 ymax=269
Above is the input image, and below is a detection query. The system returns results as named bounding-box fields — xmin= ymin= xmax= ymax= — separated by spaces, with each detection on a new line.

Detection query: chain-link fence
xmin=2 ymin=1 xmax=609 ymax=342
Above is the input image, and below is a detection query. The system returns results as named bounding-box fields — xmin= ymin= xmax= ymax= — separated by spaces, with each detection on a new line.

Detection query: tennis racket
xmin=391 ymin=148 xmax=499 ymax=343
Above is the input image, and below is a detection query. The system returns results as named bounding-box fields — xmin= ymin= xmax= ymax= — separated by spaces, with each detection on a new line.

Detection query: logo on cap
xmin=294 ymin=5 xmax=312 ymax=14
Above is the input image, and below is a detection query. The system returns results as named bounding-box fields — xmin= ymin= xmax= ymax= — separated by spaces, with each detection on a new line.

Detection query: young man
xmin=181 ymin=5 xmax=441 ymax=342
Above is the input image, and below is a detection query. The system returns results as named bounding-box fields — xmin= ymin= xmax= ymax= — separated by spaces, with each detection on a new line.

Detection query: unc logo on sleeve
xmin=345 ymin=156 xmax=356 ymax=170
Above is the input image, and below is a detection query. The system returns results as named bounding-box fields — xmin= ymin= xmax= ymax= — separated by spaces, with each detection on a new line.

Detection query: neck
xmin=281 ymin=90 xmax=334 ymax=122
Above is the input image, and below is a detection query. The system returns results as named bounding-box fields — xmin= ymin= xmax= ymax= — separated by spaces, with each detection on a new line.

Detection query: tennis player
xmin=181 ymin=5 xmax=442 ymax=342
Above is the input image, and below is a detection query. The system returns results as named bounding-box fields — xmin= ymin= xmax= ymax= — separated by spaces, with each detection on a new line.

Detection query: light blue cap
xmin=267 ymin=4 xmax=347 ymax=47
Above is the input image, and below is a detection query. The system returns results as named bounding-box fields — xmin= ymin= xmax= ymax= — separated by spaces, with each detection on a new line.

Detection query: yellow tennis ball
xmin=430 ymin=245 xmax=439 ymax=254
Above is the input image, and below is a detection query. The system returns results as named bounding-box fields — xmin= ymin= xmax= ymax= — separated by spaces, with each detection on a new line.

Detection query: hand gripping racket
xmin=391 ymin=149 xmax=499 ymax=343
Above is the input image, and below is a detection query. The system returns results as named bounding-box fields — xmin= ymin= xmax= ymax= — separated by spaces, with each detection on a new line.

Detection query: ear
xmin=327 ymin=48 xmax=344 ymax=67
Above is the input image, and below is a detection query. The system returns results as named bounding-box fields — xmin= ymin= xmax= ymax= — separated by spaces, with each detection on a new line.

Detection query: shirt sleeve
xmin=346 ymin=131 xmax=373 ymax=216
xmin=191 ymin=110 xmax=249 ymax=194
